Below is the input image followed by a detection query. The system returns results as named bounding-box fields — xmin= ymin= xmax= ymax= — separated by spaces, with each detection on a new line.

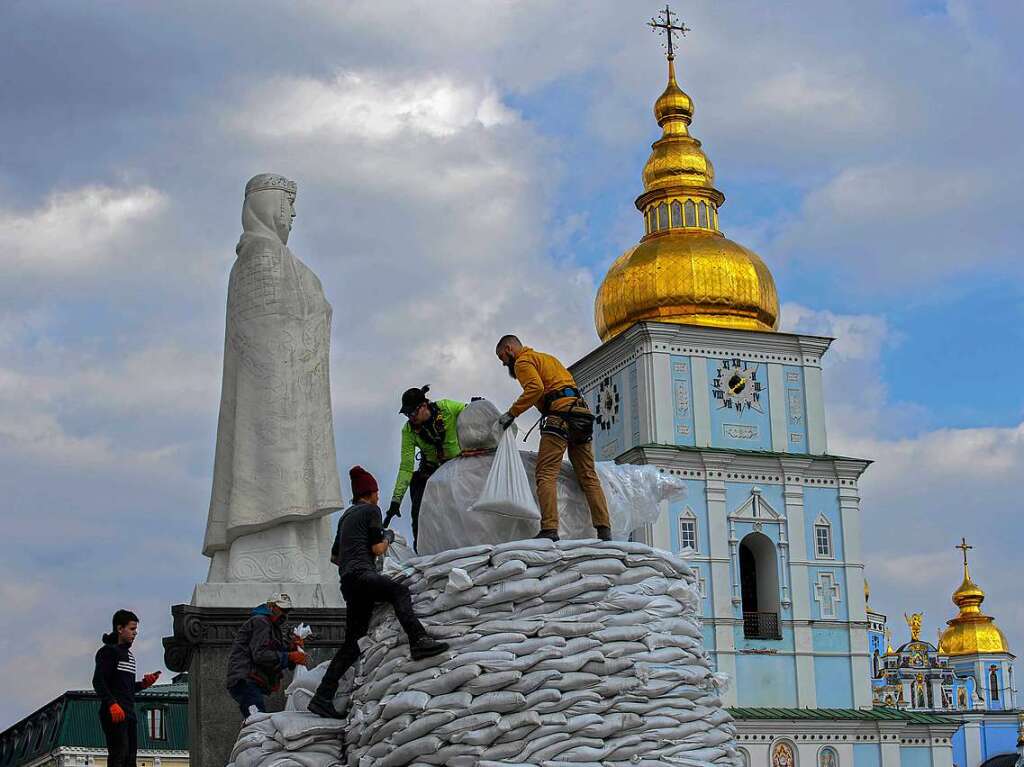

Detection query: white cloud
xmin=782 ymin=303 xmax=1023 ymax=653
xmin=233 ymin=71 xmax=515 ymax=142
xmin=0 ymin=185 xmax=165 ymax=275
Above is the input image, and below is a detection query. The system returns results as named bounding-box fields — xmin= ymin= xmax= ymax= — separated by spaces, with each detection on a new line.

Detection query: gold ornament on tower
xmin=938 ymin=538 xmax=1011 ymax=656
xmin=904 ymin=612 xmax=924 ymax=642
xmin=594 ymin=6 xmax=779 ymax=342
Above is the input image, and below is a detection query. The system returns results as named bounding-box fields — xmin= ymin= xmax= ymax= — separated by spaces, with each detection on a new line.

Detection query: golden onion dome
xmin=594 ymin=54 xmax=779 ymax=342
xmin=938 ymin=544 xmax=1011 ymax=657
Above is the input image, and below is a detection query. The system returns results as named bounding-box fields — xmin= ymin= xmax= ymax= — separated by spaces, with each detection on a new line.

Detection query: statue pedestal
xmin=163 ymin=600 xmax=347 ymax=767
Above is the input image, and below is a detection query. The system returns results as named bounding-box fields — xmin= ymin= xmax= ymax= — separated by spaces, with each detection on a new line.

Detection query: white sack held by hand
xmin=470 ymin=428 xmax=540 ymax=521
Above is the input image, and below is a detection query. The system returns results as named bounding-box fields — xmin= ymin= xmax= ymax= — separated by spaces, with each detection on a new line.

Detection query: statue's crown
xmin=245 ymin=173 xmax=297 ymax=198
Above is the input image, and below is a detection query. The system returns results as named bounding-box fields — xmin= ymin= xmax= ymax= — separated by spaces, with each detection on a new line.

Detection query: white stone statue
xmin=198 ymin=174 xmax=343 ymax=606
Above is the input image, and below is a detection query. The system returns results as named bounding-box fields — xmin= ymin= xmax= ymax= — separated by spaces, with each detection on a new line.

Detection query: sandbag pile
xmin=226 ymin=710 xmax=344 ymax=767
xmin=358 ymin=540 xmax=735 ymax=766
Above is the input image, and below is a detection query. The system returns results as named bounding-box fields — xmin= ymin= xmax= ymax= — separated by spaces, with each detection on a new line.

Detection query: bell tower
xmin=570 ymin=8 xmax=872 ymax=708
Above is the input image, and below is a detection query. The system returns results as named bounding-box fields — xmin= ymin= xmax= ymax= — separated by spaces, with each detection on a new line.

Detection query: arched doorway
xmin=739 ymin=531 xmax=781 ymax=639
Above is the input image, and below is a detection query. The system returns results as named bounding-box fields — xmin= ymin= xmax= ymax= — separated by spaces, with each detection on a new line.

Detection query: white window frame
xmin=678 ymin=507 xmax=698 ymax=552
xmin=146 ymin=707 xmax=165 ymax=740
xmin=813 ymin=513 xmax=834 ymax=559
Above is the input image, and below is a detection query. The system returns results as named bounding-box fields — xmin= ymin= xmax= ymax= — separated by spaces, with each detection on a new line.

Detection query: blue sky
xmin=1 ymin=0 xmax=1022 ymax=726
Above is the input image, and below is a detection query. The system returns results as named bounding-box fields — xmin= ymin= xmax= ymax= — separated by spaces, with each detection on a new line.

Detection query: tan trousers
xmin=535 ymin=429 xmax=611 ymax=533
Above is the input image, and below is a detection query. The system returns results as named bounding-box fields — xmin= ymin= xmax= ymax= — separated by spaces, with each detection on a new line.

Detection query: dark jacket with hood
xmin=93 ymin=633 xmax=143 ymax=719
xmin=225 ymin=605 xmax=294 ymax=692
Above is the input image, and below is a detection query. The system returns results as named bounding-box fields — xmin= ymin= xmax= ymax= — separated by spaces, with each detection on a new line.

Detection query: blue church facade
xmin=571 ymin=321 xmax=1020 ymax=767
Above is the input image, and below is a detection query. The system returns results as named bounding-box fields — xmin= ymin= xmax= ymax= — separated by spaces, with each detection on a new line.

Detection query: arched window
xmin=710 ymin=204 xmax=718 ymax=229
xmin=737 ymin=747 xmax=750 ymax=767
xmin=646 ymin=208 xmax=655 ymax=234
xmin=818 ymin=746 xmax=839 ymax=767
xmin=684 ymin=200 xmax=696 ymax=227
xmin=739 ymin=531 xmax=781 ymax=639
xmin=814 ymin=514 xmax=834 ymax=559
xmin=657 ymin=202 xmax=669 ymax=231
xmin=989 ymin=666 xmax=999 ymax=702
xmin=872 ymin=649 xmax=880 ymax=677
xmin=771 ymin=740 xmax=796 ymax=767
xmin=698 ymin=201 xmax=708 ymax=228
xmin=671 ymin=200 xmax=683 ymax=227
xmin=678 ymin=508 xmax=698 ymax=552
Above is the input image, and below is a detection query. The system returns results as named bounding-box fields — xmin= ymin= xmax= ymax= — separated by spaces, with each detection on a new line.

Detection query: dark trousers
xmin=228 ymin=678 xmax=267 ymax=718
xmin=99 ymin=711 xmax=137 ymax=767
xmin=409 ymin=466 xmax=436 ymax=550
xmin=315 ymin=570 xmax=427 ymax=700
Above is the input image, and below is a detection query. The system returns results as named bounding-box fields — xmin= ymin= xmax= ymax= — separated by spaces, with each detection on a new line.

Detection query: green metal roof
xmin=728 ymin=707 xmax=955 ymax=724
xmin=1 ymin=683 xmax=188 ymax=767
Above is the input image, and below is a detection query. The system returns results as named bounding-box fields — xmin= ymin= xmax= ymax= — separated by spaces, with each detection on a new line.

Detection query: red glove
xmin=287 ymin=651 xmax=306 ymax=665
xmin=290 ymin=636 xmax=305 ymax=649
xmin=141 ymin=672 xmax=160 ymax=689
xmin=109 ymin=703 xmax=126 ymax=723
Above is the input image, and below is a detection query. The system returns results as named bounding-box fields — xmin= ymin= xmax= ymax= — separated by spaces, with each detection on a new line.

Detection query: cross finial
xmin=956 ymin=537 xmax=973 ymax=568
xmin=649 ymin=4 xmax=691 ymax=61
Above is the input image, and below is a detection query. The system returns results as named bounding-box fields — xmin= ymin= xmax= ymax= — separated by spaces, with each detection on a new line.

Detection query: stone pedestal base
xmin=163 ymin=602 xmax=347 ymax=767
xmin=192 ymin=581 xmax=344 ymax=608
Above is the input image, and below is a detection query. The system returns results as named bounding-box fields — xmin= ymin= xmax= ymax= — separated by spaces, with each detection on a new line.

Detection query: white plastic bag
xmin=470 ymin=428 xmax=541 ymax=521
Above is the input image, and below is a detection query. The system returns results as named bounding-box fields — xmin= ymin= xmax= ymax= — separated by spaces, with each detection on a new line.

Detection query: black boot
xmin=534 ymin=528 xmax=560 ymax=541
xmin=307 ymin=694 xmax=343 ymax=719
xmin=410 ymin=635 xmax=450 ymax=661
xmin=595 ymin=525 xmax=612 ymax=541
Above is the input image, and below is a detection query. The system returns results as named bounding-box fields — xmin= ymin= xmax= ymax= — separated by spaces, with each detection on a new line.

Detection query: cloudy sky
xmin=1 ymin=0 xmax=1022 ymax=725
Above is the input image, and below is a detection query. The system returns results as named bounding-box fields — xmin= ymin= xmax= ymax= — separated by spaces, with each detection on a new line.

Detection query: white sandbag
xmin=417 ymin=444 xmax=687 ymax=554
xmin=470 ymin=428 xmax=541 ymax=520
xmin=455 ymin=398 xmax=504 ymax=451
xmin=380 ymin=690 xmax=430 ymax=719
xmin=230 ymin=540 xmax=737 ymax=767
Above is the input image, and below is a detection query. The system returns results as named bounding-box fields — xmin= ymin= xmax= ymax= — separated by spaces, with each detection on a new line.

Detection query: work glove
xmin=290 ymin=636 xmax=305 ymax=650
xmin=287 ymin=650 xmax=307 ymax=666
xmin=141 ymin=671 xmax=161 ymax=689
xmin=109 ymin=703 xmax=126 ymax=723
xmin=498 ymin=411 xmax=515 ymax=430
xmin=387 ymin=500 xmax=401 ymax=520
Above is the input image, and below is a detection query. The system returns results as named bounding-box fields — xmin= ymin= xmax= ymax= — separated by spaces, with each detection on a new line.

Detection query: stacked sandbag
xmin=340 ymin=539 xmax=736 ymax=767
xmin=226 ymin=710 xmax=344 ymax=767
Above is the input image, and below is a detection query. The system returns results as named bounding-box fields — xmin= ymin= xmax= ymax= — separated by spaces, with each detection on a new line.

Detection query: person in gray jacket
xmin=225 ymin=593 xmax=307 ymax=717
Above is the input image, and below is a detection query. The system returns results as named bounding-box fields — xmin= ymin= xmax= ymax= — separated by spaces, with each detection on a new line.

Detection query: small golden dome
xmin=938 ymin=543 xmax=1011 ymax=657
xmin=594 ymin=54 xmax=779 ymax=342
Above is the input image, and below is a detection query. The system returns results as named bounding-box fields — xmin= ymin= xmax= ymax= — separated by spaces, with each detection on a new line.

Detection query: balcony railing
xmin=743 ymin=611 xmax=782 ymax=640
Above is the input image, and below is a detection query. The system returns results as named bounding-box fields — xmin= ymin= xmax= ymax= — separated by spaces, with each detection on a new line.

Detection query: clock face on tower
xmin=711 ymin=358 xmax=764 ymax=414
xmin=595 ymin=378 xmax=620 ymax=431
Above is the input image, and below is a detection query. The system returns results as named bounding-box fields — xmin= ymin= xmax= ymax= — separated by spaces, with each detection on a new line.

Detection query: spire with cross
xmin=956 ymin=536 xmax=974 ymax=569
xmin=649 ymin=4 xmax=691 ymax=61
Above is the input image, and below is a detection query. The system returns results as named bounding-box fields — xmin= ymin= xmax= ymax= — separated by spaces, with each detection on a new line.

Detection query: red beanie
xmin=349 ymin=465 xmax=378 ymax=499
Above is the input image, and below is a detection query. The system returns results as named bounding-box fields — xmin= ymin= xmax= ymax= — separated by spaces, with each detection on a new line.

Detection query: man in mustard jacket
xmin=495 ymin=335 xmax=611 ymax=541
xmin=390 ymin=385 xmax=466 ymax=549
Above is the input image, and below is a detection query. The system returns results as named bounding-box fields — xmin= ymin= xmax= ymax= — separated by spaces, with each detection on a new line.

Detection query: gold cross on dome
xmin=649 ymin=4 xmax=691 ymax=61
xmin=956 ymin=537 xmax=973 ymax=567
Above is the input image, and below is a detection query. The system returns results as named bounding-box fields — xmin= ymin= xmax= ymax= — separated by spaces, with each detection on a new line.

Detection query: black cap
xmin=399 ymin=385 xmax=430 ymax=415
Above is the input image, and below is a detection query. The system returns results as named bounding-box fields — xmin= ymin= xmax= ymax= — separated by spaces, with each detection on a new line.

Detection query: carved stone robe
xmin=203 ymin=187 xmax=343 ymax=584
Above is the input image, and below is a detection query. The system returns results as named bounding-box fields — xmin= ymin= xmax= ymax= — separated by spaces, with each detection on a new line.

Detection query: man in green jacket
xmin=390 ymin=385 xmax=465 ymax=549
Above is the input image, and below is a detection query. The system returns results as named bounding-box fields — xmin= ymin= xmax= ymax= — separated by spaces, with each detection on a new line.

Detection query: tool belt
xmin=540 ymin=388 xmax=595 ymax=445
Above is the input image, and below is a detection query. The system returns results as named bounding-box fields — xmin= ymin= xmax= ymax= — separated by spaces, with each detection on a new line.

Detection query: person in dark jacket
xmin=225 ymin=593 xmax=308 ymax=717
xmin=307 ymin=466 xmax=449 ymax=719
xmin=92 ymin=609 xmax=160 ymax=767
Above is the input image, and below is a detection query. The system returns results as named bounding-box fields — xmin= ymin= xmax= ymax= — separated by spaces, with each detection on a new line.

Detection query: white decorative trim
xmin=678 ymin=506 xmax=699 ymax=552
xmin=814 ymin=570 xmax=842 ymax=620
xmin=728 ymin=488 xmax=791 ymax=607
xmin=813 ymin=513 xmax=835 ymax=560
